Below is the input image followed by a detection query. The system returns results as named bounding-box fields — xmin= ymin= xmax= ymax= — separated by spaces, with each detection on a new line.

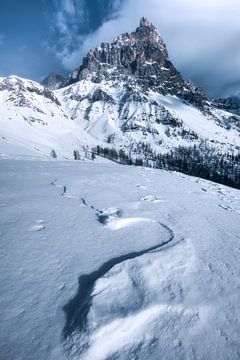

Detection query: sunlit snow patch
xmin=107 ymin=217 xmax=151 ymax=230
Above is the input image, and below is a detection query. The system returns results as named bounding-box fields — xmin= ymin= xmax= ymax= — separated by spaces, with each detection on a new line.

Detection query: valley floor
xmin=0 ymin=160 xmax=240 ymax=359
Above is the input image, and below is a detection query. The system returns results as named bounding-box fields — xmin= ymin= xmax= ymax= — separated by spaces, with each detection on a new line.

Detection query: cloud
xmin=51 ymin=0 xmax=86 ymax=47
xmin=49 ymin=0 xmax=125 ymax=68
xmin=63 ymin=0 xmax=76 ymax=16
xmin=50 ymin=0 xmax=240 ymax=97
xmin=49 ymin=0 xmax=123 ymax=69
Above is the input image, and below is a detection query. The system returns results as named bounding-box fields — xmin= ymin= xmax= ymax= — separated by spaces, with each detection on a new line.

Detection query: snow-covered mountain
xmin=0 ymin=76 xmax=94 ymax=159
xmin=0 ymin=18 xmax=239 ymax=165
xmin=1 ymin=17 xmax=240 ymax=360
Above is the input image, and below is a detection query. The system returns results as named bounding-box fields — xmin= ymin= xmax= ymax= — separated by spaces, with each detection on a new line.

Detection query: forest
xmin=91 ymin=142 xmax=240 ymax=189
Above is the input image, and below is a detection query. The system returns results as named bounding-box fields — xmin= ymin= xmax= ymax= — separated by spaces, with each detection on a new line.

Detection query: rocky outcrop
xmin=66 ymin=17 xmax=207 ymax=107
xmin=41 ymin=73 xmax=65 ymax=90
xmin=0 ymin=76 xmax=61 ymax=108
xmin=212 ymin=97 xmax=240 ymax=116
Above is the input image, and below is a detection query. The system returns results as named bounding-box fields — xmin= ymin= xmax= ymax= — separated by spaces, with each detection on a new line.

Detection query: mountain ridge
xmin=66 ymin=17 xmax=207 ymax=108
xmin=0 ymin=18 xmax=239 ymax=187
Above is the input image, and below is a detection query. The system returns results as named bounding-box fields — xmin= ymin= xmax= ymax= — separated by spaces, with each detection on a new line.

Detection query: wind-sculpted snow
xmin=81 ymin=239 xmax=195 ymax=360
xmin=62 ymin=222 xmax=175 ymax=335
xmin=50 ymin=175 xmax=185 ymax=358
xmin=1 ymin=161 xmax=240 ymax=360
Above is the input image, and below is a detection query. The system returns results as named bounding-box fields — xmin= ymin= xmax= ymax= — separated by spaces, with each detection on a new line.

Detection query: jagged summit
xmin=137 ymin=17 xmax=167 ymax=50
xmin=68 ymin=17 xmax=169 ymax=84
xmin=66 ymin=18 xmax=205 ymax=106
xmin=139 ymin=16 xmax=152 ymax=27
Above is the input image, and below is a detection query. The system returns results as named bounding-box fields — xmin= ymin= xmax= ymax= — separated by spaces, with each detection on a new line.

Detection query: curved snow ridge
xmin=87 ymin=239 xmax=196 ymax=360
xmin=51 ymin=177 xmax=195 ymax=359
xmin=62 ymin=222 xmax=188 ymax=357
xmin=65 ymin=234 xmax=195 ymax=360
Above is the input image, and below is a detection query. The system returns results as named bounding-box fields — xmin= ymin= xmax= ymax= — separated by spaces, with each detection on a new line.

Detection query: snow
xmin=1 ymin=159 xmax=240 ymax=359
xmin=155 ymin=93 xmax=239 ymax=147
xmin=0 ymin=76 xmax=97 ymax=160
xmin=1 ymin=75 xmax=239 ymax=161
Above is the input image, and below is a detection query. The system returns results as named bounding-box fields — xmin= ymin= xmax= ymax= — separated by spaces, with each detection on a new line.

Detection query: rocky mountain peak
xmin=66 ymin=18 xmax=207 ymax=107
xmin=136 ymin=17 xmax=167 ymax=52
xmin=139 ymin=16 xmax=152 ymax=28
xmin=67 ymin=18 xmax=169 ymax=83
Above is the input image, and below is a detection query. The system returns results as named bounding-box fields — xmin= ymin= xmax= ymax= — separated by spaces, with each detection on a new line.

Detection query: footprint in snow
xmin=219 ymin=204 xmax=232 ymax=211
xmin=97 ymin=207 xmax=123 ymax=225
xmin=30 ymin=219 xmax=45 ymax=232
xmin=97 ymin=207 xmax=152 ymax=230
xmin=136 ymin=184 xmax=147 ymax=189
xmin=140 ymin=195 xmax=163 ymax=203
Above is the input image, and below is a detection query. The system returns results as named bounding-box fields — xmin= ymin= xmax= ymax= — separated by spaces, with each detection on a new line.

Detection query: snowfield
xmin=1 ymin=159 xmax=240 ymax=360
xmin=0 ymin=76 xmax=239 ymax=162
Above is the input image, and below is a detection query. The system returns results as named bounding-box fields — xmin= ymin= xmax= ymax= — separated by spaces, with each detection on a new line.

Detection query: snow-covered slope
xmin=0 ymin=76 xmax=95 ymax=159
xmin=1 ymin=160 xmax=240 ymax=359
xmin=56 ymin=79 xmax=240 ymax=153
xmin=0 ymin=74 xmax=239 ymax=161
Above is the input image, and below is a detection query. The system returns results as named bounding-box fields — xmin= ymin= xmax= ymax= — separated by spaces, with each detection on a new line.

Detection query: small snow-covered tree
xmin=73 ymin=150 xmax=80 ymax=160
xmin=50 ymin=149 xmax=57 ymax=158
xmin=91 ymin=151 xmax=96 ymax=160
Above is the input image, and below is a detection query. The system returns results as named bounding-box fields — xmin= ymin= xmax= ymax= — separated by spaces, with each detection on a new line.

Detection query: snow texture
xmin=0 ymin=76 xmax=239 ymax=161
xmin=1 ymin=159 xmax=240 ymax=359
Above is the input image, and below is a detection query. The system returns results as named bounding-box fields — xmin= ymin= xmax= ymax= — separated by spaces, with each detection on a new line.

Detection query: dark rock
xmin=41 ymin=73 xmax=65 ymax=90
xmin=0 ymin=76 xmax=61 ymax=108
xmin=66 ymin=17 xmax=207 ymax=107
xmin=90 ymin=88 xmax=115 ymax=104
xmin=212 ymin=97 xmax=240 ymax=115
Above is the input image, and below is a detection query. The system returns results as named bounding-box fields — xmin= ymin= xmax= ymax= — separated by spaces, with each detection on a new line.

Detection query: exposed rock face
xmin=213 ymin=97 xmax=240 ymax=116
xmin=41 ymin=73 xmax=65 ymax=90
xmin=66 ymin=17 xmax=207 ymax=107
xmin=0 ymin=76 xmax=61 ymax=108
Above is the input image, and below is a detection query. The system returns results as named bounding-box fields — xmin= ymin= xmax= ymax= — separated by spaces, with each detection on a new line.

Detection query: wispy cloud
xmin=48 ymin=0 xmax=124 ymax=70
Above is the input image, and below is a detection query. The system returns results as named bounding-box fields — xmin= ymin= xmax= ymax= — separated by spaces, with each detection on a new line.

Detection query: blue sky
xmin=0 ymin=1 xmax=60 ymax=80
xmin=0 ymin=0 xmax=239 ymax=97
xmin=0 ymin=0 xmax=123 ymax=81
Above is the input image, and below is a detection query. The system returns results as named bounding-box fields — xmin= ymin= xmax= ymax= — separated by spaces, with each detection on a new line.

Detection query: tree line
xmin=92 ymin=142 xmax=240 ymax=189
